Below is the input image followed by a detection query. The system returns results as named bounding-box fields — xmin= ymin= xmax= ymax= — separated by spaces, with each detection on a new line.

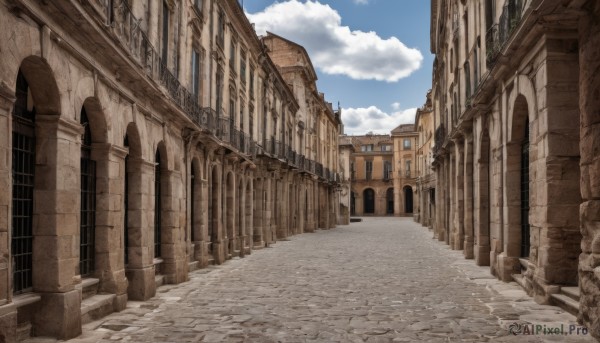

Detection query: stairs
xmin=78 ymin=278 xmax=116 ymax=325
xmin=551 ymin=286 xmax=580 ymax=317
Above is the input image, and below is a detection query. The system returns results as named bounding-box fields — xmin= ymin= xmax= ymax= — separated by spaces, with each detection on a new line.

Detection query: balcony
xmin=87 ymin=0 xmax=335 ymax=184
xmin=486 ymin=0 xmax=525 ymax=67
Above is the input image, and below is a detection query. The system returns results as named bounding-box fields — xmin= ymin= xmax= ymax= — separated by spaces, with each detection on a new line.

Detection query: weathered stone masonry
xmin=0 ymin=0 xmax=343 ymax=341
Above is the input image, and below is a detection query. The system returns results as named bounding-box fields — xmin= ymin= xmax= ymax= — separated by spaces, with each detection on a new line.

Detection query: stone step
xmin=188 ymin=261 xmax=199 ymax=273
xmin=550 ymin=293 xmax=579 ymax=317
xmin=76 ymin=278 xmax=100 ymax=301
xmin=81 ymin=293 xmax=116 ymax=325
xmin=155 ymin=274 xmax=165 ymax=288
xmin=512 ymin=273 xmax=527 ymax=290
xmin=519 ymin=258 xmax=529 ymax=271
xmin=561 ymin=286 xmax=580 ymax=302
xmin=16 ymin=323 xmax=31 ymax=342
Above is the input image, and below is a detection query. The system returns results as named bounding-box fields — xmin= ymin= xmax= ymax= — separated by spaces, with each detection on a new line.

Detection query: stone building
xmin=0 ymin=0 xmax=342 ymax=340
xmin=347 ymin=131 xmax=416 ymax=217
xmin=391 ymin=124 xmax=418 ymax=216
xmin=429 ymin=0 xmax=600 ymax=337
xmin=338 ymin=135 xmax=358 ymax=224
xmin=414 ymin=91 xmax=436 ymax=229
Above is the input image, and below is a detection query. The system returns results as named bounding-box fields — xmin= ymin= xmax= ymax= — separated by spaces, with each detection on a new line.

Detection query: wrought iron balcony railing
xmin=486 ymin=0 xmax=525 ymax=67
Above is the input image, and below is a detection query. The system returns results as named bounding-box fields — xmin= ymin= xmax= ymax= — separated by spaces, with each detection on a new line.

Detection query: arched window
xmin=520 ymin=122 xmax=530 ymax=257
xmin=12 ymin=70 xmax=36 ymax=294
xmin=80 ymin=107 xmax=96 ymax=276
xmin=154 ymin=150 xmax=162 ymax=258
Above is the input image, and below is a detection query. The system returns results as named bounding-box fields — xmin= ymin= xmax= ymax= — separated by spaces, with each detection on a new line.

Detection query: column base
xmin=0 ymin=304 xmax=17 ymax=343
xmin=33 ymin=289 xmax=81 ymax=339
xmin=497 ymin=253 xmax=521 ymax=282
xmin=125 ymin=266 xmax=156 ymax=301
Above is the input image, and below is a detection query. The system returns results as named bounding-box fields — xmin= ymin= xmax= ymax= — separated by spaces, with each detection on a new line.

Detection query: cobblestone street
xmin=41 ymin=218 xmax=593 ymax=342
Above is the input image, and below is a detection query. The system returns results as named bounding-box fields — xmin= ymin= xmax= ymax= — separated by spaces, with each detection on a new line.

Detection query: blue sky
xmin=244 ymin=0 xmax=433 ymax=135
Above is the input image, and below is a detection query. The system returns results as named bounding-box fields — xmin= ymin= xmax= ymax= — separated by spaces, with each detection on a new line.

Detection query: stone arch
xmin=225 ymin=171 xmax=235 ymax=258
xmin=363 ymin=188 xmax=375 ymax=214
xmin=122 ymin=122 xmax=151 ymax=300
xmin=245 ymin=179 xmax=253 ymax=251
xmin=8 ymin=57 xmax=84 ymax=338
xmin=154 ymin=141 xmax=169 ymax=261
xmin=475 ymin=127 xmax=491 ymax=266
xmin=237 ymin=176 xmax=245 ymax=256
xmin=502 ymin=93 xmax=531 ymax=280
xmin=190 ymin=157 xmax=202 ymax=258
xmin=403 ymin=185 xmax=414 ymax=214
xmin=208 ymin=164 xmax=222 ymax=263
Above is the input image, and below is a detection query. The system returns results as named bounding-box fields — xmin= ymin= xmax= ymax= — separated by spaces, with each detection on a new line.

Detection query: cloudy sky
xmin=244 ymin=0 xmax=433 ymax=135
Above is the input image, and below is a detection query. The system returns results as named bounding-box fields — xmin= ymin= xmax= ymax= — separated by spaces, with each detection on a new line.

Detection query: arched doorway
xmin=404 ymin=186 xmax=413 ymax=213
xmin=363 ymin=188 xmax=375 ymax=214
xmin=386 ymin=188 xmax=394 ymax=215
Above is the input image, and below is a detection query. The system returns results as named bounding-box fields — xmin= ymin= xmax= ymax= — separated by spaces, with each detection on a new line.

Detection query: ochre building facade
xmin=429 ymin=0 xmax=600 ymax=337
xmin=0 ymin=0 xmax=343 ymax=340
xmin=346 ymin=129 xmax=417 ymax=217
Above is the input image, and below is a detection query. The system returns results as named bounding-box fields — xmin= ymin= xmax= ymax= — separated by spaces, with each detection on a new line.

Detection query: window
xmin=195 ymin=0 xmax=203 ymax=12
xmin=240 ymin=51 xmax=247 ymax=87
xmin=403 ymin=139 xmax=411 ymax=150
xmin=249 ymin=66 xmax=255 ymax=98
xmin=217 ymin=10 xmax=225 ymax=47
xmin=465 ymin=61 xmax=471 ymax=99
xmin=249 ymin=107 xmax=254 ymax=139
xmin=192 ymin=49 xmax=200 ymax=97
xmin=365 ymin=161 xmax=373 ymax=180
xmin=216 ymin=69 xmax=224 ymax=117
xmin=361 ymin=144 xmax=373 ymax=152
xmin=383 ymin=161 xmax=392 ymax=180
xmin=381 ymin=144 xmax=392 ymax=152
xmin=405 ymin=160 xmax=411 ymax=177
xmin=161 ymin=2 xmax=169 ymax=63
xmin=229 ymin=40 xmax=236 ymax=71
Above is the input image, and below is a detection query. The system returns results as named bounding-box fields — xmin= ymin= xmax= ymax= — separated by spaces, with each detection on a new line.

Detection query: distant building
xmin=345 ymin=128 xmax=417 ymax=217
xmin=414 ymin=91 xmax=436 ymax=229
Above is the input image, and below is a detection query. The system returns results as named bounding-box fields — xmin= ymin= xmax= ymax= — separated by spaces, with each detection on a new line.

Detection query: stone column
xmin=0 ymin=84 xmax=17 ymax=342
xmin=253 ymin=178 xmax=264 ymax=247
xmin=91 ymin=143 xmax=129 ymax=310
xmin=32 ymin=116 xmax=83 ymax=339
xmin=578 ymin=2 xmax=600 ymax=337
xmin=453 ymin=140 xmax=465 ymax=251
xmin=463 ymin=132 xmax=475 ymax=259
xmin=161 ymin=170 xmax=188 ymax=285
xmin=125 ymin=158 xmax=156 ymax=300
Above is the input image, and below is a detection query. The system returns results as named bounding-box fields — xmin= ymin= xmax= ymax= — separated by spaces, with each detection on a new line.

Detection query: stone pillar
xmin=161 ymin=170 xmax=188 ymax=285
xmin=529 ymin=35 xmax=581 ymax=302
xmin=448 ymin=153 xmax=455 ymax=247
xmin=453 ymin=140 xmax=465 ymax=251
xmin=253 ymin=178 xmax=264 ymax=247
xmin=91 ymin=143 xmax=129 ymax=311
xmin=197 ymin=177 xmax=210 ymax=267
xmin=463 ymin=132 xmax=475 ymax=259
xmin=125 ymin=159 xmax=156 ymax=300
xmin=578 ymin=3 xmax=600 ymax=337
xmin=263 ymin=178 xmax=273 ymax=245
xmin=0 ymin=84 xmax=17 ymax=343
xmin=31 ymin=116 xmax=83 ymax=339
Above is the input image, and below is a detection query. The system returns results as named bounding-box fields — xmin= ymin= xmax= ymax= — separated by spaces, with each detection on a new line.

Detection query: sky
xmin=243 ymin=0 xmax=433 ymax=135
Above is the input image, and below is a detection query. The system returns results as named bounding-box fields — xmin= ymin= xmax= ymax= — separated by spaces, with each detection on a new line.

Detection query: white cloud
xmin=391 ymin=102 xmax=401 ymax=110
xmin=354 ymin=0 xmax=369 ymax=4
xmin=342 ymin=106 xmax=417 ymax=135
xmin=247 ymin=0 xmax=422 ymax=82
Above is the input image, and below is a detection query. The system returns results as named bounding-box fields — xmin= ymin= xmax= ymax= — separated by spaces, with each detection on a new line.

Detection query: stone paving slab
xmin=28 ymin=218 xmax=596 ymax=342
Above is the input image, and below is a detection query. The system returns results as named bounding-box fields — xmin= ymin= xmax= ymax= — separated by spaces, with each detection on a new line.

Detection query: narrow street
xmin=43 ymin=218 xmax=592 ymax=342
